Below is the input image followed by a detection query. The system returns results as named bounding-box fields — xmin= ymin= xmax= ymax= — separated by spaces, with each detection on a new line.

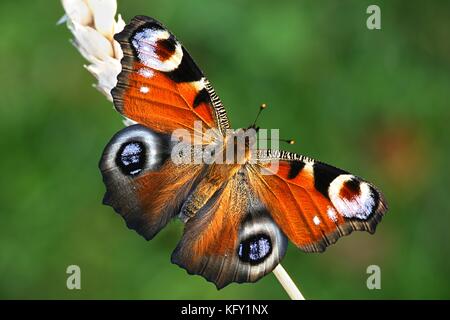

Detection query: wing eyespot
xmin=328 ymin=174 xmax=378 ymax=220
xmin=237 ymin=233 xmax=273 ymax=265
xmin=115 ymin=141 xmax=147 ymax=176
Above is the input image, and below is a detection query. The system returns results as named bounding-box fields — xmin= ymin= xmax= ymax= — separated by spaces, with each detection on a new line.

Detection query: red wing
xmin=248 ymin=150 xmax=388 ymax=252
xmin=171 ymin=170 xmax=287 ymax=289
xmin=112 ymin=16 xmax=230 ymax=135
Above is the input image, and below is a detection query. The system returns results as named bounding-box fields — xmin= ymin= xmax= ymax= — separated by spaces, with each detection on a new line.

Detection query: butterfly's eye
xmin=116 ymin=141 xmax=146 ymax=176
xmin=237 ymin=234 xmax=272 ymax=265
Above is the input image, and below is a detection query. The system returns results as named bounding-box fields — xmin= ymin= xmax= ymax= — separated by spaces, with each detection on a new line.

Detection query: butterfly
xmin=99 ymin=16 xmax=388 ymax=289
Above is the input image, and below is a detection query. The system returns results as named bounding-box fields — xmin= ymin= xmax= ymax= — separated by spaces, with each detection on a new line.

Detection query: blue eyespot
xmin=238 ymin=234 xmax=272 ymax=264
xmin=116 ymin=141 xmax=146 ymax=176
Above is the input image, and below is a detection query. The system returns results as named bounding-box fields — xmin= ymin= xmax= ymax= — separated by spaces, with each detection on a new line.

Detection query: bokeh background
xmin=1 ymin=0 xmax=449 ymax=299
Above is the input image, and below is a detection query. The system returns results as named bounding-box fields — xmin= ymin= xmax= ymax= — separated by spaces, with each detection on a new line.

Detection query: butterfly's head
xmin=223 ymin=128 xmax=258 ymax=164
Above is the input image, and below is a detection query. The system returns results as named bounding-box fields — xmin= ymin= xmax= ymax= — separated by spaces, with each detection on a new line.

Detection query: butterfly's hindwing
xmin=171 ymin=170 xmax=287 ymax=289
xmin=99 ymin=124 xmax=205 ymax=240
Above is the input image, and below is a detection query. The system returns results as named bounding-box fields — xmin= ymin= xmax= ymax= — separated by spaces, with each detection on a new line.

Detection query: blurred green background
xmin=1 ymin=0 xmax=449 ymax=299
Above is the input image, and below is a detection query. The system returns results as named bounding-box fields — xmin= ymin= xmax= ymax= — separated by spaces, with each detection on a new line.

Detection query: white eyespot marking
xmin=329 ymin=174 xmax=376 ymax=220
xmin=122 ymin=143 xmax=141 ymax=160
xmin=313 ymin=216 xmax=321 ymax=225
xmin=138 ymin=67 xmax=154 ymax=78
xmin=132 ymin=28 xmax=183 ymax=72
xmin=190 ymin=77 xmax=206 ymax=91
xmin=140 ymin=86 xmax=149 ymax=94
xmin=303 ymin=161 xmax=314 ymax=176
xmin=327 ymin=207 xmax=338 ymax=222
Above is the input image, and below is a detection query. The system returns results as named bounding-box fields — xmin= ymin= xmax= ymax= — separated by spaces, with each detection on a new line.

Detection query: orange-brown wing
xmin=112 ymin=16 xmax=230 ymax=135
xmin=171 ymin=170 xmax=287 ymax=289
xmin=99 ymin=124 xmax=205 ymax=240
xmin=248 ymin=150 xmax=388 ymax=252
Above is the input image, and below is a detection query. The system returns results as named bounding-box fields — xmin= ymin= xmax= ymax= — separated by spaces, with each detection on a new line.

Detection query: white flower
xmin=61 ymin=0 xmax=125 ymax=102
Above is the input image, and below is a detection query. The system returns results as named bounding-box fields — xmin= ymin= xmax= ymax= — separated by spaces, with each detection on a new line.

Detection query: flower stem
xmin=273 ymin=264 xmax=305 ymax=300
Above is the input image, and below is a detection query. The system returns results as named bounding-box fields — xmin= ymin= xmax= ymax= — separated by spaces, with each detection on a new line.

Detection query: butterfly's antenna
xmin=250 ymin=103 xmax=268 ymax=129
xmin=260 ymin=137 xmax=296 ymax=145
xmin=250 ymin=103 xmax=296 ymax=145
xmin=282 ymin=139 xmax=296 ymax=145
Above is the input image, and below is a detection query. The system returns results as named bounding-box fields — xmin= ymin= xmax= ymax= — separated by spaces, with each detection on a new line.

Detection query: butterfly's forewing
xmin=248 ymin=150 xmax=387 ymax=252
xmin=112 ymin=15 xmax=230 ymax=135
xmin=171 ymin=170 xmax=287 ymax=289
